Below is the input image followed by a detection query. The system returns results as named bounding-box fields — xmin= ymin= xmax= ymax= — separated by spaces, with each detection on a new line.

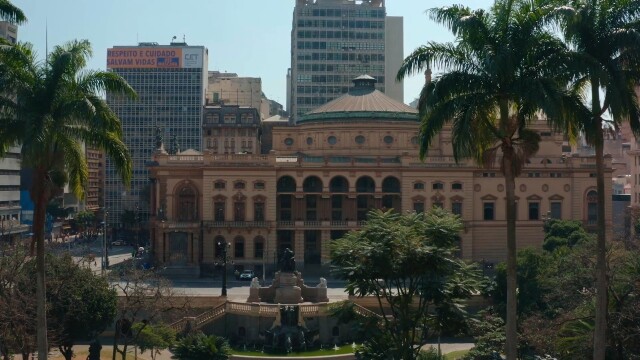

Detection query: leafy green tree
xmin=75 ymin=210 xmax=95 ymax=237
xmin=331 ymin=208 xmax=482 ymax=359
xmin=132 ymin=323 xmax=175 ymax=360
xmin=18 ymin=253 xmax=117 ymax=360
xmin=0 ymin=0 xmax=25 ymax=24
xmin=110 ymin=267 xmax=188 ymax=360
xmin=396 ymin=1 xmax=585 ymax=357
xmin=463 ymin=310 xmax=506 ymax=360
xmin=546 ymin=1 xmax=640 ymax=357
xmin=542 ymin=219 xmax=592 ymax=252
xmin=170 ymin=332 xmax=230 ymax=360
xmin=0 ymin=40 xmax=135 ymax=359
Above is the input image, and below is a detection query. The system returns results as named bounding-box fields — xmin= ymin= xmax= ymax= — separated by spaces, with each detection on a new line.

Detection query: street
xmin=62 ymin=236 xmax=351 ymax=301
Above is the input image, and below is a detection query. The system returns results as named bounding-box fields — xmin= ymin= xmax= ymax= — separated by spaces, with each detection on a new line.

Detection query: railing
xmin=168 ymin=155 xmax=203 ymax=162
xmin=352 ymin=303 xmax=383 ymax=319
xmin=203 ymin=221 xmax=271 ymax=228
xmin=169 ymin=302 xmax=226 ymax=332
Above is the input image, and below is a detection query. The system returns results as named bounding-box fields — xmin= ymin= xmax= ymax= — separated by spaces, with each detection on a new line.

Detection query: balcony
xmin=203 ymin=221 xmax=272 ymax=228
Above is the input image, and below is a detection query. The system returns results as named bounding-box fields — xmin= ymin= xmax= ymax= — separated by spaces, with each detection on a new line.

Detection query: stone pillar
xmin=320 ymin=230 xmax=331 ymax=266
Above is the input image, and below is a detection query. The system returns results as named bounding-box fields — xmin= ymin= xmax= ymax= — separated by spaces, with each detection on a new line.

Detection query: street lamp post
xmin=217 ymin=241 xmax=231 ymax=297
xmin=102 ymin=209 xmax=109 ymax=273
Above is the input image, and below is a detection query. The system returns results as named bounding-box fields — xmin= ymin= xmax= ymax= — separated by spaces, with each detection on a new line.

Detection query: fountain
xmin=264 ymin=305 xmax=317 ymax=353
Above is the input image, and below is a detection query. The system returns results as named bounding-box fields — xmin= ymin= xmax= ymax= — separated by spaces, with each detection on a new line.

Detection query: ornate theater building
xmin=148 ymin=76 xmax=611 ymax=277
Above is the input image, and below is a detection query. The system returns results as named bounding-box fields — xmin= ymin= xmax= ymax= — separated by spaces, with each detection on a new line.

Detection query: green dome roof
xmin=298 ymin=75 xmax=418 ymax=123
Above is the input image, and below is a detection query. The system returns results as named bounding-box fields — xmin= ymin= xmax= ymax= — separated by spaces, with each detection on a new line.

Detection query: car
xmin=111 ymin=240 xmax=125 ymax=246
xmin=239 ymin=269 xmax=255 ymax=281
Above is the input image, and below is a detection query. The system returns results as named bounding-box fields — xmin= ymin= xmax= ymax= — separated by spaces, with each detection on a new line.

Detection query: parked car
xmin=239 ymin=269 xmax=255 ymax=281
xmin=111 ymin=239 xmax=125 ymax=246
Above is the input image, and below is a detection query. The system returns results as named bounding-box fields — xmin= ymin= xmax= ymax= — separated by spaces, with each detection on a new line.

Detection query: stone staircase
xmin=169 ymin=302 xmax=226 ymax=332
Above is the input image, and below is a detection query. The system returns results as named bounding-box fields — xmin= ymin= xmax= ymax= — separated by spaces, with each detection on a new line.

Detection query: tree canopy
xmin=331 ymin=208 xmax=482 ymax=359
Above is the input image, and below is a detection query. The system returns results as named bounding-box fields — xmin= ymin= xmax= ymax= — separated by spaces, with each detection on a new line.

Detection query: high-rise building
xmin=289 ymin=0 xmax=403 ymax=121
xmin=105 ymin=42 xmax=208 ymax=225
xmin=0 ymin=21 xmax=18 ymax=44
xmin=0 ymin=21 xmax=27 ymax=243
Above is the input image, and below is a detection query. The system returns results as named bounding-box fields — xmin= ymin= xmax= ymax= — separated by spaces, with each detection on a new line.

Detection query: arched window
xmin=277 ymin=176 xmax=297 ymax=192
xmin=382 ymin=177 xmax=400 ymax=193
xmin=356 ymin=176 xmax=375 ymax=193
xmin=586 ymin=190 xmax=598 ymax=224
xmin=329 ymin=176 xmax=349 ymax=192
xmin=303 ymin=176 xmax=323 ymax=192
xmin=177 ymin=185 xmax=197 ymax=221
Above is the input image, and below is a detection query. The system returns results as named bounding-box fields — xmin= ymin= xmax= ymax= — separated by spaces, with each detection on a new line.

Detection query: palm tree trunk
xmin=594 ymin=122 xmax=608 ymax=360
xmin=504 ymin=151 xmax=518 ymax=360
xmin=32 ymin=185 xmax=49 ymax=360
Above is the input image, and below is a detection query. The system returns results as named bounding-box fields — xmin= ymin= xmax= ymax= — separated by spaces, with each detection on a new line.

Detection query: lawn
xmin=444 ymin=349 xmax=470 ymax=360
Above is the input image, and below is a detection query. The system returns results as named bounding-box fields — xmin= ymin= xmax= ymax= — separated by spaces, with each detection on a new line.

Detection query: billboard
xmin=107 ymin=47 xmax=185 ymax=69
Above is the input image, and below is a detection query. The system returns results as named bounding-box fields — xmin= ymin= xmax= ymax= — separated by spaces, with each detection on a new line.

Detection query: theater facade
xmin=148 ymin=76 xmax=611 ymax=277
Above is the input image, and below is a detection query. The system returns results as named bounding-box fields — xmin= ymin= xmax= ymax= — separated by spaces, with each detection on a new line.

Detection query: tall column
xmin=320 ymin=230 xmax=331 ymax=266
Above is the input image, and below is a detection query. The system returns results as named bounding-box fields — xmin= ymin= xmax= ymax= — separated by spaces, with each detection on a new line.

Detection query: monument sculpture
xmin=247 ymin=247 xmax=329 ymax=303
xmin=264 ymin=305 xmax=317 ymax=353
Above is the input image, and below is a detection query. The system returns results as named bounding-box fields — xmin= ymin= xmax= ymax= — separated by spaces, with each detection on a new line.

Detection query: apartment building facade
xmin=289 ymin=0 xmax=403 ymax=121
xmin=105 ymin=42 xmax=208 ymax=224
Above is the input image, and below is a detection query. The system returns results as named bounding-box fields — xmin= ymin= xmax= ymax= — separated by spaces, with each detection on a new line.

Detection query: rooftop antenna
xmin=45 ymin=18 xmax=48 ymax=64
xmin=171 ymin=35 xmax=177 ymax=43
xmin=183 ymin=34 xmax=186 ymax=43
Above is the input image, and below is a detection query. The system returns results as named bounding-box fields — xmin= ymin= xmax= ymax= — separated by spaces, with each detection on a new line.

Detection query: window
xmin=528 ymin=202 xmax=540 ymax=220
xmin=383 ymin=135 xmax=394 ymax=144
xmin=234 ymin=202 xmax=245 ymax=221
xmin=306 ymin=195 xmax=317 ymax=220
xmin=483 ymin=202 xmax=495 ymax=220
xmin=452 ymin=183 xmax=463 ymax=190
xmin=587 ymin=190 xmax=598 ymax=224
xmin=177 ymin=187 xmax=197 ymax=221
xmin=433 ymin=200 xmax=443 ymax=208
xmin=413 ymin=202 xmax=425 ymax=213
xmin=284 ymin=137 xmax=294 ymax=146
xmin=432 ymin=182 xmax=444 ymax=190
xmin=254 ymin=240 xmax=264 ymax=259
xmin=355 ymin=135 xmax=365 ymax=144
xmin=452 ymin=201 xmax=463 ymax=216
xmin=550 ymin=201 xmax=562 ymax=219
xmin=214 ymin=202 xmax=225 ymax=221
xmin=279 ymin=195 xmax=292 ymax=221
xmin=234 ymin=237 xmax=245 ymax=258
xmin=254 ymin=202 xmax=265 ymax=221
xmin=306 ymin=137 xmax=313 ymax=145
xmin=234 ymin=181 xmax=246 ymax=190
xmin=331 ymin=195 xmax=343 ymax=220
xmin=414 ymin=182 xmax=425 ymax=190
xmin=550 ymin=172 xmax=562 ymax=178
xmin=411 ymin=136 xmax=419 ymax=145
xmin=528 ymin=172 xmax=541 ymax=178
xmin=254 ymin=181 xmax=265 ymax=190
xmin=214 ymin=181 xmax=225 ymax=190
xmin=224 ymin=114 xmax=236 ymax=124
xmin=328 ymin=136 xmax=337 ymax=145
xmin=483 ymin=172 xmax=496 ymax=177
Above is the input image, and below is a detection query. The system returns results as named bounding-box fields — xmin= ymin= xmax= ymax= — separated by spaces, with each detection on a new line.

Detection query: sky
xmin=12 ymin=0 xmax=494 ymax=106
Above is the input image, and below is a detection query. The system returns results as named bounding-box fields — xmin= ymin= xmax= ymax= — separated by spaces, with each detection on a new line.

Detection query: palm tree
xmin=548 ymin=1 xmax=640 ymax=358
xmin=0 ymin=0 xmax=26 ymax=24
xmin=0 ymin=40 xmax=134 ymax=360
xmin=397 ymin=1 xmax=587 ymax=358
